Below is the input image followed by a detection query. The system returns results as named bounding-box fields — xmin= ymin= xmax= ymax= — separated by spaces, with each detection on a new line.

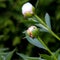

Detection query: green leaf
xmin=0 ymin=48 xmax=9 ymax=52
xmin=17 ymin=53 xmax=45 ymax=60
xmin=45 ymin=13 xmax=51 ymax=29
xmin=5 ymin=49 xmax=16 ymax=60
xmin=54 ymin=49 xmax=60 ymax=60
xmin=25 ymin=36 xmax=46 ymax=50
xmin=17 ymin=53 xmax=28 ymax=60
xmin=0 ymin=3 xmax=6 ymax=8
xmin=58 ymin=54 xmax=60 ymax=60
xmin=0 ymin=52 xmax=8 ymax=60
xmin=41 ymin=54 xmax=53 ymax=60
xmin=0 ymin=48 xmax=8 ymax=60
xmin=36 ymin=24 xmax=48 ymax=32
xmin=13 ymin=36 xmax=20 ymax=46
xmin=35 ymin=0 xmax=39 ymax=8
xmin=0 ymin=48 xmax=16 ymax=60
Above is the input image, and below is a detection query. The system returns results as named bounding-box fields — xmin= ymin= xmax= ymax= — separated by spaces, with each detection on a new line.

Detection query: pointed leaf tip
xmin=45 ymin=13 xmax=51 ymax=29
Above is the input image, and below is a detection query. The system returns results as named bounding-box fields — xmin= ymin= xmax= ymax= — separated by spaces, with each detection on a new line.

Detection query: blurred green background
xmin=0 ymin=0 xmax=60 ymax=60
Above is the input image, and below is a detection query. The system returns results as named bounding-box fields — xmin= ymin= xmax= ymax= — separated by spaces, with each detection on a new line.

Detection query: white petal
xmin=28 ymin=26 xmax=36 ymax=32
xmin=22 ymin=2 xmax=33 ymax=15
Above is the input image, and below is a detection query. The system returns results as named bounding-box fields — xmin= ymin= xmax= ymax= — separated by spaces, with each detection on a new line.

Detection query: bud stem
xmin=37 ymin=36 xmax=57 ymax=60
xmin=34 ymin=14 xmax=60 ymax=41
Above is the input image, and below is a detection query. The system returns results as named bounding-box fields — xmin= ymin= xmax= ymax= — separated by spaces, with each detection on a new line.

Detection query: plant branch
xmin=37 ymin=36 xmax=57 ymax=60
xmin=34 ymin=14 xmax=60 ymax=41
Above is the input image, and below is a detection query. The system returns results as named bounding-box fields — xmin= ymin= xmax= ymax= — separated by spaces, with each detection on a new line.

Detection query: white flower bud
xmin=22 ymin=2 xmax=35 ymax=17
xmin=27 ymin=26 xmax=39 ymax=38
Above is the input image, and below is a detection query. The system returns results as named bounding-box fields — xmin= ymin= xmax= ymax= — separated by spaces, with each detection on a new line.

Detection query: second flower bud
xmin=27 ymin=26 xmax=39 ymax=38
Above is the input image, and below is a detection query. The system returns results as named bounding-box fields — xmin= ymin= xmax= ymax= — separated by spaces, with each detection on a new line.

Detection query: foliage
xmin=0 ymin=0 xmax=60 ymax=60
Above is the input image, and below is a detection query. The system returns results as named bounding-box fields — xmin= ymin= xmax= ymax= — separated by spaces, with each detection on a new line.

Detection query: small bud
xmin=27 ymin=26 xmax=39 ymax=38
xmin=22 ymin=2 xmax=35 ymax=17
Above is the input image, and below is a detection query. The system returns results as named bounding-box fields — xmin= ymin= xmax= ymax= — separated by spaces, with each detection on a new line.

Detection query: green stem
xmin=37 ymin=36 xmax=57 ymax=60
xmin=48 ymin=29 xmax=60 ymax=40
xmin=34 ymin=14 xmax=60 ymax=41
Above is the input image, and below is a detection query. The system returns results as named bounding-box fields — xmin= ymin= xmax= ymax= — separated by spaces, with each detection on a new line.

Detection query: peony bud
xmin=27 ymin=26 xmax=39 ymax=38
xmin=22 ymin=2 xmax=35 ymax=17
